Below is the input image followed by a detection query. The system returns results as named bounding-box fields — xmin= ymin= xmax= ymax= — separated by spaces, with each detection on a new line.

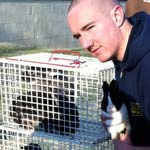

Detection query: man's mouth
xmin=91 ymin=48 xmax=100 ymax=55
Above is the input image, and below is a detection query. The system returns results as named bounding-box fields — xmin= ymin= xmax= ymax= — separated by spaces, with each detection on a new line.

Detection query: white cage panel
xmin=0 ymin=125 xmax=114 ymax=150
xmin=25 ymin=130 xmax=114 ymax=150
xmin=0 ymin=63 xmax=78 ymax=133
xmin=0 ymin=125 xmax=31 ymax=150
xmin=0 ymin=52 xmax=115 ymax=149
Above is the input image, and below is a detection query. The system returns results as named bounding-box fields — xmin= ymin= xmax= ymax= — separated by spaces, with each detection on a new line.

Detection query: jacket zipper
xmin=120 ymin=69 xmax=123 ymax=78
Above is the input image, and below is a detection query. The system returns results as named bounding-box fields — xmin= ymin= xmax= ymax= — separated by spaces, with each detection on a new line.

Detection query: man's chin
xmin=97 ymin=57 xmax=109 ymax=63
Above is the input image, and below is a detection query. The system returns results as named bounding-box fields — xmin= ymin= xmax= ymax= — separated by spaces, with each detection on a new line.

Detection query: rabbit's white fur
xmin=102 ymin=96 xmax=130 ymax=140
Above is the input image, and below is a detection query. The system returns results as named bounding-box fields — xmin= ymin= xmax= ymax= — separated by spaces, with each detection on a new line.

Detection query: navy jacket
xmin=114 ymin=12 xmax=150 ymax=146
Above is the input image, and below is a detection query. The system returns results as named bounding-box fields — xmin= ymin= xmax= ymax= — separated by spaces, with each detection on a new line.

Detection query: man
xmin=126 ymin=0 xmax=150 ymax=17
xmin=67 ymin=0 xmax=150 ymax=149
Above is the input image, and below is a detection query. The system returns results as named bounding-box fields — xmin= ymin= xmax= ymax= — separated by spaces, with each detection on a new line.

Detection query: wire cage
xmin=0 ymin=125 xmax=113 ymax=150
xmin=0 ymin=51 xmax=115 ymax=150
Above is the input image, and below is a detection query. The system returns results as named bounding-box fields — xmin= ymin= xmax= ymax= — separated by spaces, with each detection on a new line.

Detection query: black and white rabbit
xmin=10 ymin=66 xmax=79 ymax=135
xmin=101 ymin=79 xmax=130 ymax=140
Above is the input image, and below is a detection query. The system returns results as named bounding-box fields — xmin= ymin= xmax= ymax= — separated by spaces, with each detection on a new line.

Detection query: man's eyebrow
xmin=81 ymin=22 xmax=95 ymax=31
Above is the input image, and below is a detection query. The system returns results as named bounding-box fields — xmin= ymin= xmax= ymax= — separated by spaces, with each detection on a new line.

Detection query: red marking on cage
xmin=6 ymin=50 xmax=85 ymax=68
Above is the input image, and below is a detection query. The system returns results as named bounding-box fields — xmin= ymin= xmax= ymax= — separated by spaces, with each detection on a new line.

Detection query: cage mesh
xmin=0 ymin=52 xmax=115 ymax=150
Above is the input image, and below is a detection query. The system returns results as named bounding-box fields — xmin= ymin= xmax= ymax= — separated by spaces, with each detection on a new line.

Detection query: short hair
xmin=68 ymin=0 xmax=120 ymax=12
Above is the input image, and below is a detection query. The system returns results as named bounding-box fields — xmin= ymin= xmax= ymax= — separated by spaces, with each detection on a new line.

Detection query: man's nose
xmin=79 ymin=34 xmax=93 ymax=50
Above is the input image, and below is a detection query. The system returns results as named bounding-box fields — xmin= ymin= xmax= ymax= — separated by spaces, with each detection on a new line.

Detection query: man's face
xmin=67 ymin=2 xmax=122 ymax=62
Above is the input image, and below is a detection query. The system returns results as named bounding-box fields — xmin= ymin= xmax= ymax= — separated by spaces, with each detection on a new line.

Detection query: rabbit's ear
xmin=101 ymin=81 xmax=109 ymax=111
xmin=110 ymin=80 xmax=118 ymax=100
xmin=109 ymin=80 xmax=123 ymax=111
xmin=102 ymin=81 xmax=110 ymax=96
xmin=110 ymin=79 xmax=119 ymax=94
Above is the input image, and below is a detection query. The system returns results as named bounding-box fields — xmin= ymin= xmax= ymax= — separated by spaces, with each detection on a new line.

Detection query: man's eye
xmin=87 ymin=25 xmax=94 ymax=31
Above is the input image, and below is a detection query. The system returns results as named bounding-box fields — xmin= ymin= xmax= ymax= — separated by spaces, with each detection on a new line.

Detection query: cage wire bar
xmin=0 ymin=52 xmax=115 ymax=150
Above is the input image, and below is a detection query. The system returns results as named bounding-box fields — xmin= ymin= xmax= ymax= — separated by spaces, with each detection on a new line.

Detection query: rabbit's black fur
xmin=101 ymin=79 xmax=123 ymax=111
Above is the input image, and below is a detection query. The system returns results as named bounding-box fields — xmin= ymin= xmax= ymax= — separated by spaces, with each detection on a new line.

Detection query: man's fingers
xmin=101 ymin=110 xmax=113 ymax=119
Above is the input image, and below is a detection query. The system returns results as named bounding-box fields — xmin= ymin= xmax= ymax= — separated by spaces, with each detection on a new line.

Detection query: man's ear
xmin=111 ymin=5 xmax=125 ymax=27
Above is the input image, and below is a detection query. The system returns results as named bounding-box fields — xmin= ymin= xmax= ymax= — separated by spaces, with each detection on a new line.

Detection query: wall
xmin=0 ymin=0 xmax=126 ymax=49
xmin=0 ymin=0 xmax=80 ymax=49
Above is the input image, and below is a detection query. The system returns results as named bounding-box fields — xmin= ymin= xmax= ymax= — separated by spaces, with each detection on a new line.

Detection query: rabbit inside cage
xmin=10 ymin=66 xmax=79 ymax=136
